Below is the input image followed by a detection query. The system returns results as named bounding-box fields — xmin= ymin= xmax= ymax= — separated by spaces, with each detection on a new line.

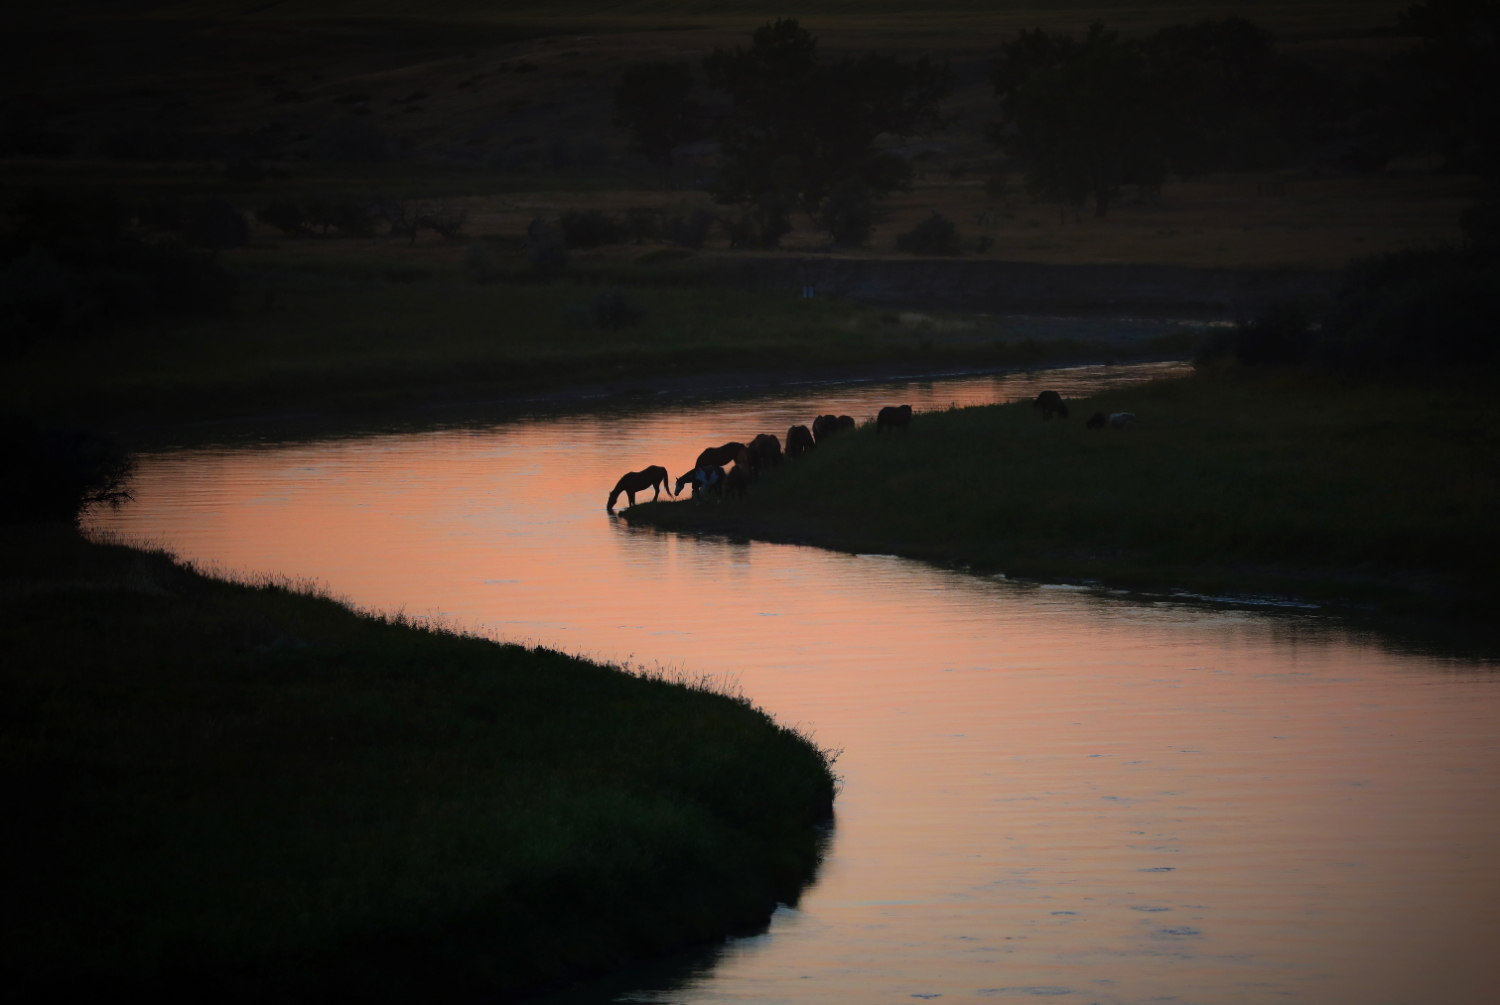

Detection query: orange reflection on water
xmin=93 ymin=363 xmax=1500 ymax=1004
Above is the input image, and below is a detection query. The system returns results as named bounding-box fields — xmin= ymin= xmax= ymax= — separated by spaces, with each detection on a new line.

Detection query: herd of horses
xmin=605 ymin=404 xmax=915 ymax=512
xmin=605 ymin=392 xmax=1136 ymax=511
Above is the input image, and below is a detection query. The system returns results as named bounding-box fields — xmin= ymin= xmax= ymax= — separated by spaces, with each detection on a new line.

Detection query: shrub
xmin=313 ymin=119 xmax=387 ymax=162
xmin=1321 ymin=246 xmax=1500 ymax=370
xmin=725 ymin=197 xmax=791 ymax=250
xmin=559 ymin=210 xmax=626 ymax=249
xmin=224 ymin=158 xmax=264 ymax=185
xmin=526 ymin=218 xmax=569 ymax=279
xmin=819 ymin=183 xmax=875 ymax=247
xmin=465 ymin=241 xmax=500 ymax=284
xmin=137 ymin=197 xmax=187 ymax=233
xmin=546 ymin=135 xmax=573 ymax=170
xmin=256 ymin=200 xmax=308 ymax=237
xmin=184 ymin=197 xmax=250 ymax=254
xmin=305 ymin=197 xmax=378 ymax=237
xmin=896 ymin=213 xmax=962 ymax=255
xmin=574 ymin=140 xmax=608 ymax=169
xmin=591 ymin=290 xmax=644 ymax=329
xmin=625 ymin=208 xmax=659 ymax=243
xmin=662 ymin=209 xmax=714 ymax=249
xmin=0 ymin=414 xmax=133 ymax=526
xmin=1196 ymin=302 xmax=1315 ymax=367
xmin=0 ymin=249 xmax=93 ymax=354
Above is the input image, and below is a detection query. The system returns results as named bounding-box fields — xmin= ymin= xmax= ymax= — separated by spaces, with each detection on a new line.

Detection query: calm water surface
xmin=93 ymin=362 xmax=1500 ymax=1005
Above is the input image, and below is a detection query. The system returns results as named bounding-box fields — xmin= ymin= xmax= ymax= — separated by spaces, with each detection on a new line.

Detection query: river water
xmin=91 ymin=361 xmax=1500 ymax=1005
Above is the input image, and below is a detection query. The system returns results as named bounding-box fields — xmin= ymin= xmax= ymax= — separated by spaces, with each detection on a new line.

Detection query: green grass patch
xmin=1 ymin=526 xmax=836 ymax=999
xmin=624 ymin=369 xmax=1500 ymax=617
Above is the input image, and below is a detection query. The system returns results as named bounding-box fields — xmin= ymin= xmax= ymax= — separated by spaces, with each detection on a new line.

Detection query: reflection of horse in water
xmin=675 ymin=465 xmax=726 ymax=502
xmin=607 ymin=465 xmax=671 ymax=512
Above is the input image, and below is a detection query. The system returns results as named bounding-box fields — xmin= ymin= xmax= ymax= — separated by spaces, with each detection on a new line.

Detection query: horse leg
xmin=627 ymin=490 xmax=637 ymax=507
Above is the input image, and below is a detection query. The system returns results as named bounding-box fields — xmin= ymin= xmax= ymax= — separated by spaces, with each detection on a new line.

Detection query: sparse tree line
xmin=1192 ymin=0 xmax=1500 ymax=372
xmin=254 ymin=197 xmax=468 ymax=245
xmin=616 ymin=3 xmax=1497 ymax=240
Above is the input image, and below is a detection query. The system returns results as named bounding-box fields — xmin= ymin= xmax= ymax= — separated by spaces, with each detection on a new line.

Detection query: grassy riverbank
xmin=624 ymin=369 xmax=1499 ymax=617
xmin=0 ymin=526 xmax=836 ymax=1000
xmin=3 ymin=272 xmax=1180 ymax=429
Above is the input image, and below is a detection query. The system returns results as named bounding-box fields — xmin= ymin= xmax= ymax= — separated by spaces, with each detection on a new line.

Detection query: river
xmin=91 ymin=361 xmax=1500 ymax=1005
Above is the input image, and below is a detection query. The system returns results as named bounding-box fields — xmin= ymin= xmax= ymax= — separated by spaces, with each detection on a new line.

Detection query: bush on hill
xmin=896 ymin=213 xmax=962 ymax=255
xmin=0 ymin=414 xmax=133 ymax=525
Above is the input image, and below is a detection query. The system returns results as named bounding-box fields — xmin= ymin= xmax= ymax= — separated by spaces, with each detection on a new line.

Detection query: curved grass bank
xmin=0 ymin=527 xmax=835 ymax=1001
xmin=624 ymin=369 xmax=1499 ymax=618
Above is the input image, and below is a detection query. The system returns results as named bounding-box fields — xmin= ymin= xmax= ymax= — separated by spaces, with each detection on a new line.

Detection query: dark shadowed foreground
xmin=626 ymin=369 xmax=1499 ymax=618
xmin=0 ymin=527 xmax=835 ymax=1001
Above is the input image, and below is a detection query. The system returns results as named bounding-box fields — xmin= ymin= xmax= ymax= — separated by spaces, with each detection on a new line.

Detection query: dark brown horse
xmin=811 ymin=414 xmax=840 ymax=444
xmin=836 ymin=415 xmax=856 ymax=433
xmin=748 ymin=433 xmax=782 ymax=472
xmin=676 ymin=465 xmax=726 ymax=502
xmin=876 ymin=404 xmax=912 ymax=433
xmin=1033 ymin=390 xmax=1069 ymax=420
xmin=607 ymin=465 xmax=671 ymax=511
xmin=695 ymin=441 xmax=749 ymax=469
xmin=725 ymin=463 xmax=753 ymax=499
xmin=786 ymin=425 xmax=815 ymax=457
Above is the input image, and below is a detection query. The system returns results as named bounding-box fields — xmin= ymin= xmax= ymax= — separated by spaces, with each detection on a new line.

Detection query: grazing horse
xmin=1108 ymin=412 xmax=1139 ymax=429
xmin=676 ymin=465 xmax=725 ymax=502
xmin=836 ymin=415 xmax=856 ymax=433
xmin=1086 ymin=411 xmax=1107 ymax=429
xmin=695 ymin=441 xmax=749 ymax=469
xmin=1033 ymin=390 xmax=1068 ymax=420
xmin=725 ymin=463 xmax=752 ymax=499
xmin=876 ymin=404 xmax=913 ymax=434
xmin=606 ymin=465 xmax=670 ymax=511
xmin=748 ymin=433 xmax=782 ymax=472
xmin=786 ymin=424 xmax=815 ymax=458
xmin=811 ymin=414 xmax=841 ymax=444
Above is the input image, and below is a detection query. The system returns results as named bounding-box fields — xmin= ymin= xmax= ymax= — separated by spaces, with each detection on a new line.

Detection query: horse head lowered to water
xmin=606 ymin=465 xmax=671 ymax=512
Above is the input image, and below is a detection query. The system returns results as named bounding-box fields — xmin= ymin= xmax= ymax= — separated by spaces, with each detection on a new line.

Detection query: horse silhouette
xmin=812 ymin=414 xmax=840 ymax=443
xmin=725 ymin=463 xmax=753 ymax=499
xmin=876 ymin=404 xmax=912 ymax=433
xmin=1033 ymin=390 xmax=1069 ymax=420
xmin=786 ymin=425 xmax=815 ymax=457
xmin=675 ymin=464 xmax=726 ymax=502
xmin=607 ymin=465 xmax=670 ymax=511
xmin=695 ymin=441 xmax=749 ymax=469
xmin=748 ymin=433 xmax=782 ymax=472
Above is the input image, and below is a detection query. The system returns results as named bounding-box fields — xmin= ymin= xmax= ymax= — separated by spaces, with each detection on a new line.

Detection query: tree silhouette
xmin=990 ymin=25 xmax=1170 ymax=217
xmin=614 ymin=61 xmax=700 ymax=166
xmin=705 ymin=19 xmax=949 ymax=230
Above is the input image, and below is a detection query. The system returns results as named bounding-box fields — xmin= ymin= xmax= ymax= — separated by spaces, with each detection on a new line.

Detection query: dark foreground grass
xmin=0 ymin=527 xmax=836 ymax=1001
xmin=625 ymin=369 xmax=1500 ymax=617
